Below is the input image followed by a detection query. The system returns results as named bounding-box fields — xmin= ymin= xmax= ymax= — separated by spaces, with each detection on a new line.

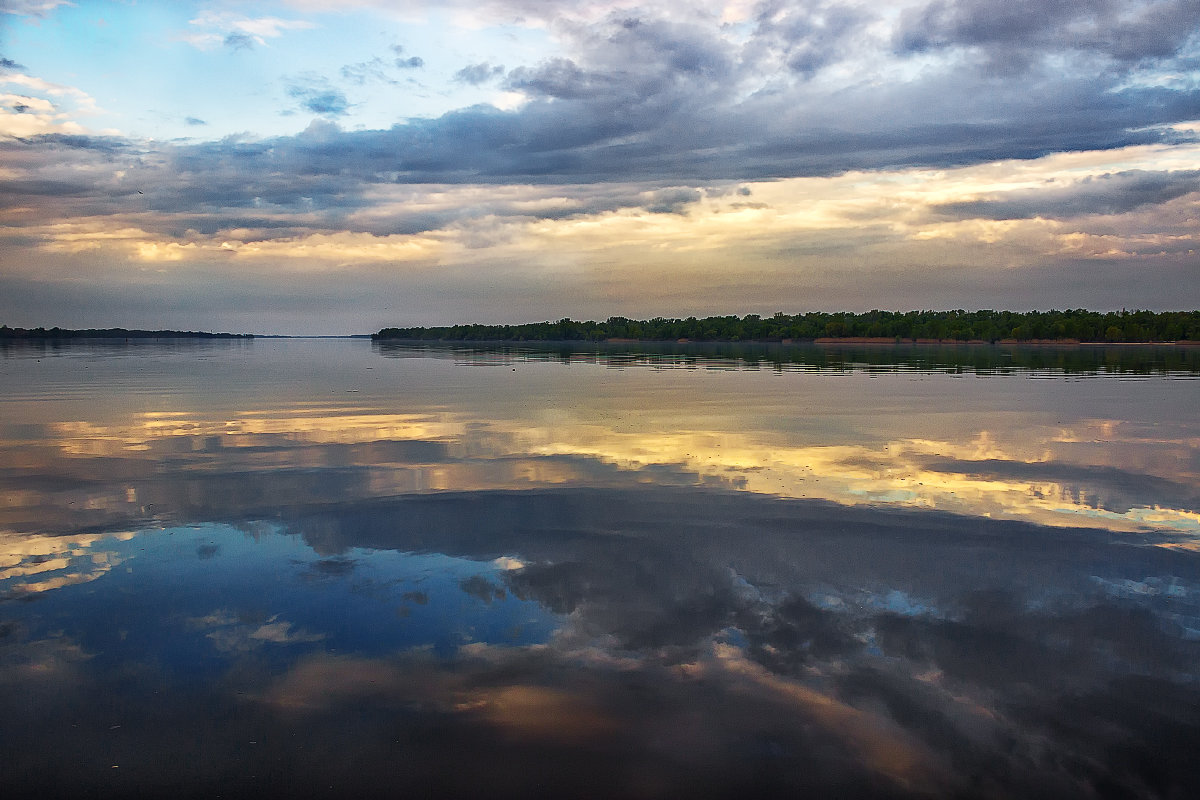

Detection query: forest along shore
xmin=374 ymin=309 xmax=1200 ymax=344
xmin=0 ymin=326 xmax=253 ymax=339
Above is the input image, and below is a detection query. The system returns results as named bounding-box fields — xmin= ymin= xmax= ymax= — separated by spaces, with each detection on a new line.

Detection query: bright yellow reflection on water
xmin=2 ymin=405 xmax=1197 ymax=539
xmin=1 ymin=343 xmax=1197 ymax=543
xmin=0 ymin=531 xmax=134 ymax=595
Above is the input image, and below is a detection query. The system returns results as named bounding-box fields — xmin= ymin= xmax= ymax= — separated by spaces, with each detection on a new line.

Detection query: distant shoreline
xmin=0 ymin=326 xmax=253 ymax=340
xmin=374 ymin=310 xmax=1200 ymax=346
xmin=808 ymin=337 xmax=1200 ymax=346
xmin=374 ymin=336 xmax=1200 ymax=347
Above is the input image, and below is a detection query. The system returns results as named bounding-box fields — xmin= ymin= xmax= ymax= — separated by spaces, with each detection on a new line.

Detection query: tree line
xmin=0 ymin=326 xmax=253 ymax=339
xmin=375 ymin=309 xmax=1200 ymax=343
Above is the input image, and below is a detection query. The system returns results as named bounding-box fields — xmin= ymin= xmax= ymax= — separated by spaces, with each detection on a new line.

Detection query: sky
xmin=0 ymin=0 xmax=1198 ymax=335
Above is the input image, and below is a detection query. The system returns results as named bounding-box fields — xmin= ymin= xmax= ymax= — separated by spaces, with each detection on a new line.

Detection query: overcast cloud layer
xmin=1 ymin=1 xmax=1198 ymax=334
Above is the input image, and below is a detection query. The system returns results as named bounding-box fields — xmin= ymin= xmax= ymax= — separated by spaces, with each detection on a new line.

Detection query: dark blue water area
xmin=6 ymin=523 xmax=560 ymax=682
xmin=4 ymin=487 xmax=1200 ymax=799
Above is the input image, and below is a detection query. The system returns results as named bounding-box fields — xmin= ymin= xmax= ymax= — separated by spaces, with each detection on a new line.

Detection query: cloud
xmin=183 ymin=12 xmax=316 ymax=51
xmin=895 ymin=0 xmax=1200 ymax=67
xmin=200 ymin=88 xmax=1189 ymax=185
xmin=223 ymin=32 xmax=256 ymax=51
xmin=0 ymin=72 xmax=101 ymax=138
xmin=1 ymin=390 xmax=1198 ymax=799
xmin=0 ymin=95 xmax=83 ymax=137
xmin=0 ymin=56 xmax=26 ymax=70
xmin=6 ymin=8 xmax=1200 ymax=185
xmin=340 ymin=57 xmax=394 ymax=85
xmin=156 ymin=7 xmax=1190 ymax=188
xmin=341 ymin=48 xmax=425 ymax=86
xmin=250 ymin=620 xmax=325 ymax=644
xmin=390 ymin=44 xmax=424 ymax=69
xmin=2 ymin=3 xmax=1200 ymax=329
xmin=504 ymin=58 xmax=600 ymax=100
xmin=914 ymin=455 xmax=1200 ymax=515
xmin=747 ymin=0 xmax=874 ymax=78
xmin=934 ymin=170 xmax=1200 ymax=220
xmin=184 ymin=116 xmax=207 ymax=126
xmin=286 ymin=79 xmax=350 ymax=116
xmin=643 ymin=186 xmax=703 ymax=214
xmin=5 ymin=475 xmax=1200 ymax=797
xmin=302 ymin=556 xmax=357 ymax=578
xmin=0 ymin=0 xmax=70 ymax=16
xmin=0 ymin=531 xmax=124 ymax=598
xmin=3 ymin=120 xmax=1199 ymax=332
xmin=454 ymin=62 xmax=505 ymax=85
xmin=195 ymin=611 xmax=326 ymax=652
xmin=8 ymin=3 xmax=1200 ymax=182
xmin=255 ymin=481 xmax=1200 ymax=796
xmin=460 ymin=574 xmax=507 ymax=603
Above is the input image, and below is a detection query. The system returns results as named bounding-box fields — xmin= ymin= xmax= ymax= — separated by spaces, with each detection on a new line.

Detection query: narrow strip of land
xmin=374 ymin=310 xmax=1200 ymax=344
xmin=0 ymin=326 xmax=253 ymax=339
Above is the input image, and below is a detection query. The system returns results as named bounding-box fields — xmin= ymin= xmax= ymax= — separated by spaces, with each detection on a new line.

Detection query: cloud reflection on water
xmin=264 ymin=487 xmax=1200 ymax=796
xmin=1 ymin=385 xmax=1196 ymax=542
xmin=1 ymin=340 xmax=1198 ymax=796
xmin=4 ymin=486 xmax=1200 ymax=797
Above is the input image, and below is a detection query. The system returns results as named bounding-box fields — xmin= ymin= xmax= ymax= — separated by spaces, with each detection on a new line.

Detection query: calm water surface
xmin=1 ymin=339 xmax=1198 ymax=798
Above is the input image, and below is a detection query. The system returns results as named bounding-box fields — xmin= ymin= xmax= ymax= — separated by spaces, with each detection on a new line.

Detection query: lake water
xmin=1 ymin=338 xmax=1198 ymax=798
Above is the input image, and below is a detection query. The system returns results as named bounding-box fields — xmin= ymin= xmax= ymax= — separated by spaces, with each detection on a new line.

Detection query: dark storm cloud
xmin=896 ymin=0 xmax=1200 ymax=65
xmin=454 ymin=62 xmax=505 ymax=85
xmin=935 ymin=169 xmax=1200 ymax=219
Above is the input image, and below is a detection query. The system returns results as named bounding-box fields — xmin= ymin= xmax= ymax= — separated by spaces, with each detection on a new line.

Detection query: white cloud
xmin=194 ymin=611 xmax=325 ymax=652
xmin=183 ymin=11 xmax=316 ymax=50
xmin=0 ymin=72 xmax=102 ymax=137
xmin=250 ymin=620 xmax=326 ymax=644
xmin=1 ymin=0 xmax=73 ymax=16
